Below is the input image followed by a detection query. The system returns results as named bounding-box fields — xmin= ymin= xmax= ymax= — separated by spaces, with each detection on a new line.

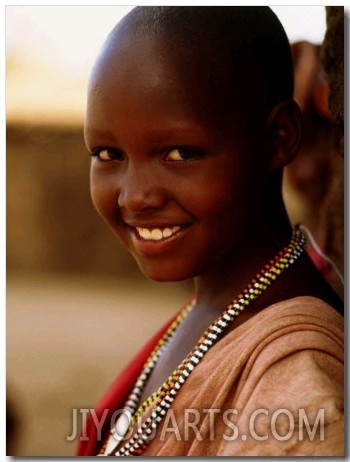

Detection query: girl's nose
xmin=117 ymin=164 xmax=166 ymax=212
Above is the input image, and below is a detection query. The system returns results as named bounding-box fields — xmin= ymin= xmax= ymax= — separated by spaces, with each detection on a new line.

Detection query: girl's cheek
xmin=90 ymin=183 xmax=112 ymax=217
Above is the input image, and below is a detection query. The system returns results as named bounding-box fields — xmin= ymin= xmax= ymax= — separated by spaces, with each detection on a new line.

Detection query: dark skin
xmin=85 ymin=32 xmax=343 ymax=404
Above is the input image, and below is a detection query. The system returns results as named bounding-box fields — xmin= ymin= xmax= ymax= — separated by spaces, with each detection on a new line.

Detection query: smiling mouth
xmin=135 ymin=226 xmax=181 ymax=241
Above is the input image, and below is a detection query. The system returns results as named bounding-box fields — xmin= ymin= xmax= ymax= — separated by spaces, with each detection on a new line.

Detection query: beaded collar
xmin=99 ymin=226 xmax=306 ymax=456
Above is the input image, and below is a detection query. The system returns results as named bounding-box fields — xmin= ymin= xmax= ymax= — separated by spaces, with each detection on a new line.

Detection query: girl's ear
xmin=265 ymin=99 xmax=302 ymax=171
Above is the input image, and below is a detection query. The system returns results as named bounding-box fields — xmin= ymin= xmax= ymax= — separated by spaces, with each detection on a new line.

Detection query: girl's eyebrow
xmin=84 ymin=127 xmax=120 ymax=148
xmin=86 ymin=123 xmax=215 ymax=146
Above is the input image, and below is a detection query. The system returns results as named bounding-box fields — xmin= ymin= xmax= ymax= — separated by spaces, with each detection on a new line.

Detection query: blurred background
xmin=6 ymin=6 xmax=344 ymax=456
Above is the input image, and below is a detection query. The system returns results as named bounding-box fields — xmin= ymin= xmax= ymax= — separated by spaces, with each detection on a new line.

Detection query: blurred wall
xmin=7 ymin=123 xmax=141 ymax=278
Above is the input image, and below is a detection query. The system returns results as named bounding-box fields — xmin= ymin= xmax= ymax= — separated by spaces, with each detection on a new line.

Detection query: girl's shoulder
xmin=202 ymin=296 xmax=343 ymax=384
xmin=223 ymin=296 xmax=344 ymax=358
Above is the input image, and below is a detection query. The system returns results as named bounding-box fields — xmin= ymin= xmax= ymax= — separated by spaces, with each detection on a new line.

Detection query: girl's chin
xmin=135 ymin=260 xmax=194 ymax=283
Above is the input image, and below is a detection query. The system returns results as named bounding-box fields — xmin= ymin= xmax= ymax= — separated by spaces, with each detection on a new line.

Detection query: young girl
xmin=78 ymin=7 xmax=343 ymax=456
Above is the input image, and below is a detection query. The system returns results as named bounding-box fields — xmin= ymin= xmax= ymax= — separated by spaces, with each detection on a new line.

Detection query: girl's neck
xmin=194 ymin=218 xmax=292 ymax=311
xmin=193 ymin=170 xmax=293 ymax=310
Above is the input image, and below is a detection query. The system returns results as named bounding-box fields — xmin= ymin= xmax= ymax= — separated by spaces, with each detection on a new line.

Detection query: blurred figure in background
xmin=322 ymin=7 xmax=344 ymax=157
xmin=283 ymin=36 xmax=344 ymax=299
xmin=320 ymin=6 xmax=344 ymax=298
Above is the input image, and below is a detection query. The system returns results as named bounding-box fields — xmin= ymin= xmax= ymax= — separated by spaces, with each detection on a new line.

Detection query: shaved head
xmin=101 ymin=6 xmax=294 ymax=112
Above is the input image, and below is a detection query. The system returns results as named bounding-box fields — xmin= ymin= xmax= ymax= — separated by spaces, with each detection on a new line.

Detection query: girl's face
xmin=85 ymin=35 xmax=269 ymax=281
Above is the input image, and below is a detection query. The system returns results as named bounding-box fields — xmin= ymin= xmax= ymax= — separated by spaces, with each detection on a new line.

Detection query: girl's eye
xmin=164 ymin=147 xmax=203 ymax=162
xmin=93 ymin=148 xmax=124 ymax=162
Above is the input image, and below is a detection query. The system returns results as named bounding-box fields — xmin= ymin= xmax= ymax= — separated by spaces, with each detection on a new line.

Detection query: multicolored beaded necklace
xmin=99 ymin=226 xmax=306 ymax=456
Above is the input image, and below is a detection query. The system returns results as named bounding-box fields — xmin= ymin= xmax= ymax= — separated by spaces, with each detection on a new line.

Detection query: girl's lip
xmin=129 ymin=224 xmax=190 ymax=256
xmin=135 ymin=225 xmax=181 ymax=241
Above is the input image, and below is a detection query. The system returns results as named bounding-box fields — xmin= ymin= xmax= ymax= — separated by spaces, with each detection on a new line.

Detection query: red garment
xmin=307 ymin=245 xmax=330 ymax=278
xmin=76 ymin=314 xmax=177 ymax=456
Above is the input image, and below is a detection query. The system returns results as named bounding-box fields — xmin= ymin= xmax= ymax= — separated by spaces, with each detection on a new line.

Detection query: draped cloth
xmin=77 ymin=296 xmax=343 ymax=456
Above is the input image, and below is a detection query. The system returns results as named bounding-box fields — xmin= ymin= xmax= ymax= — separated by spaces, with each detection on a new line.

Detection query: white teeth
xmin=141 ymin=228 xmax=151 ymax=239
xmin=151 ymin=229 xmax=163 ymax=241
xmin=136 ymin=226 xmax=181 ymax=241
xmin=162 ymin=228 xmax=173 ymax=238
